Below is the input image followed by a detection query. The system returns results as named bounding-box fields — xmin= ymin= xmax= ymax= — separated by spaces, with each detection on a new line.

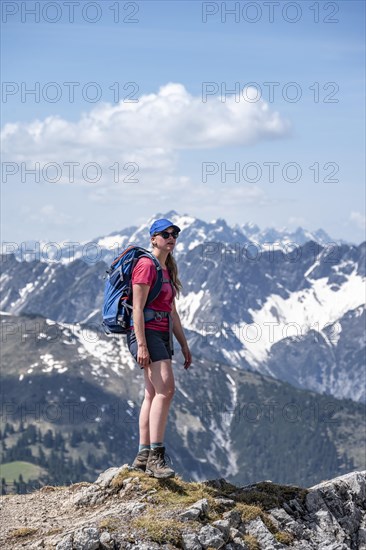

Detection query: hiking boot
xmin=145 ymin=446 xmax=175 ymax=479
xmin=131 ymin=449 xmax=150 ymax=472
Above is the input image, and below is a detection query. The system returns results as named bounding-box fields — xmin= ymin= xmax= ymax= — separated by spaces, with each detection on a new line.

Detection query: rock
xmin=100 ymin=531 xmax=111 ymax=542
xmin=94 ymin=465 xmax=128 ymax=489
xmin=100 ymin=530 xmax=114 ymax=549
xmin=72 ymin=526 xmax=100 ymax=550
xmin=73 ymin=485 xmax=101 ymax=507
xmin=245 ymin=517 xmax=287 ymax=549
xmin=56 ymin=533 xmax=73 ymax=550
xmin=228 ymin=527 xmax=242 ymax=539
xmin=212 ymin=519 xmax=230 ymax=540
xmin=226 ymin=540 xmax=249 ymax=550
xmin=202 ymin=478 xmax=231 ymax=491
xmin=122 ymin=477 xmax=133 ymax=487
xmin=288 ymin=498 xmax=305 ymax=514
xmin=180 ymin=498 xmax=210 ymax=521
xmin=1 ymin=468 xmax=366 ymax=550
xmin=182 ymin=532 xmax=203 ymax=549
xmin=130 ymin=502 xmax=147 ymax=515
xmin=269 ymin=507 xmax=305 ymax=538
xmin=180 ymin=507 xmax=202 ymax=521
xmin=198 ymin=524 xmax=226 ymax=549
xmin=28 ymin=541 xmax=46 ymax=549
xmin=127 ymin=542 xmax=161 ymax=549
xmin=267 ymin=470 xmax=366 ymax=549
xmin=223 ymin=509 xmax=242 ymax=529
xmin=192 ymin=498 xmax=210 ymax=516
xmin=214 ymin=498 xmax=236 ymax=509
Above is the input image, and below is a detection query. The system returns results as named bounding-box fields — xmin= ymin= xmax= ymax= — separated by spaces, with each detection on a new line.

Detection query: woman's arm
xmin=171 ymin=299 xmax=192 ymax=369
xmin=132 ymin=283 xmax=151 ymax=367
xmin=171 ymin=299 xmax=187 ymax=348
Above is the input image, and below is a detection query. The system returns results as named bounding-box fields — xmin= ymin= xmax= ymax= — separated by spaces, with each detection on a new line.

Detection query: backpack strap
xmin=137 ymin=252 xmax=163 ymax=305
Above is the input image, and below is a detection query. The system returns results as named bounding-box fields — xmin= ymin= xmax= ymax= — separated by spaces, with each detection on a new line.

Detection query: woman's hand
xmin=137 ymin=343 xmax=151 ymax=368
xmin=181 ymin=344 xmax=192 ymax=370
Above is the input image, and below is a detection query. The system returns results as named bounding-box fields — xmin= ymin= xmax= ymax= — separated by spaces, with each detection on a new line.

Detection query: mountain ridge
xmin=1 ymin=468 xmax=365 ymax=549
xmin=1 ymin=212 xmax=365 ymax=404
xmin=2 ymin=210 xmax=358 ymax=265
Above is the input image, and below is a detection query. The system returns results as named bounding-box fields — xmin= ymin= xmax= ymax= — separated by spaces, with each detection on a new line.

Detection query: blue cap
xmin=149 ymin=218 xmax=181 ymax=236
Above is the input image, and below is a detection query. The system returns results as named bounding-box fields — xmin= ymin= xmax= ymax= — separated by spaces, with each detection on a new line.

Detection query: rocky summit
xmin=0 ymin=468 xmax=365 ymax=550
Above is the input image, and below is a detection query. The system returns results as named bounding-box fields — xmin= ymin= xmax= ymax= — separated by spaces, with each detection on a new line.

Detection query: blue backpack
xmin=101 ymin=245 xmax=163 ymax=335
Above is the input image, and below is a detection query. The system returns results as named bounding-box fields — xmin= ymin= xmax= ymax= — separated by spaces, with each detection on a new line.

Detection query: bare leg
xmin=145 ymin=359 xmax=175 ymax=442
xmin=138 ymin=369 xmax=156 ymax=445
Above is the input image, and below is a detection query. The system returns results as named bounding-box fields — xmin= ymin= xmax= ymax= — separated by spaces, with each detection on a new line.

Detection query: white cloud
xmin=29 ymin=204 xmax=77 ymax=226
xmin=350 ymin=211 xmax=366 ymax=230
xmin=1 ymin=83 xmax=291 ymax=219
xmin=1 ymin=82 xmax=290 ymax=175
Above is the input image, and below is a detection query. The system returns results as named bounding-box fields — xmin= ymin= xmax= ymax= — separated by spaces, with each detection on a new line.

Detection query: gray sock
xmin=150 ymin=441 xmax=163 ymax=449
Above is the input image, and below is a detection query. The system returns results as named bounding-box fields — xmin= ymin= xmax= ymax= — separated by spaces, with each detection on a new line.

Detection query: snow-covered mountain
xmin=239 ymin=221 xmax=348 ymax=248
xmin=6 ymin=210 xmax=354 ymax=265
xmin=1 ymin=211 xmax=365 ymax=403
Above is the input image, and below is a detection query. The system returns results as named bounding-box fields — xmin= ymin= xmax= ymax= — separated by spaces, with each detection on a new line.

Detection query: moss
xmin=243 ymin=534 xmax=260 ymax=550
xmin=8 ymin=527 xmax=38 ymax=538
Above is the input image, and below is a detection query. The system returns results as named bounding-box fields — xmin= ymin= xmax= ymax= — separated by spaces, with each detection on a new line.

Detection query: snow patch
xmin=240 ymin=271 xmax=365 ymax=367
xmin=40 ymin=353 xmax=68 ymax=373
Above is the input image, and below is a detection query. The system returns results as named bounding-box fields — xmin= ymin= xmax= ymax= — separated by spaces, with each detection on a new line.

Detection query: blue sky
xmin=1 ymin=0 xmax=365 ymax=245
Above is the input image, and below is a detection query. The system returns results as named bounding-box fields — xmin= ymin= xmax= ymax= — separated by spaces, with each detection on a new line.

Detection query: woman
xmin=126 ymin=217 xmax=192 ymax=479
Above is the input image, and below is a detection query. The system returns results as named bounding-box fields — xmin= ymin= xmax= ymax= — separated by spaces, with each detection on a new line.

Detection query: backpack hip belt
xmin=130 ymin=308 xmax=174 ymax=355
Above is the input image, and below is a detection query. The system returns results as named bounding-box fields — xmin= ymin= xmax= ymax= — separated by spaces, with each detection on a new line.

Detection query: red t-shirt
xmin=130 ymin=257 xmax=175 ymax=331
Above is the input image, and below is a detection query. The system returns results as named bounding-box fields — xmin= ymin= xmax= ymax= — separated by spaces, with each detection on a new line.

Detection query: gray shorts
xmin=127 ymin=328 xmax=173 ymax=369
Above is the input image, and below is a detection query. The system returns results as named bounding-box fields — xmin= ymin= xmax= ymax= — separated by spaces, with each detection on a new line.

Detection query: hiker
xmin=126 ymin=218 xmax=192 ymax=479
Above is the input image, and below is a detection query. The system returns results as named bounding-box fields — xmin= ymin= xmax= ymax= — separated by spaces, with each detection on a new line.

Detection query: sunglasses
xmin=156 ymin=230 xmax=179 ymax=239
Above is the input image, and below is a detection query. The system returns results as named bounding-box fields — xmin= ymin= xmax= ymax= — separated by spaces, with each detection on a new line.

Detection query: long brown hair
xmin=166 ymin=252 xmax=182 ymax=298
xmin=151 ymin=239 xmax=182 ymax=298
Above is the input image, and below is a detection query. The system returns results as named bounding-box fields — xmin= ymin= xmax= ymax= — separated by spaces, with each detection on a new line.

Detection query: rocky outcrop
xmin=0 ymin=468 xmax=365 ymax=549
xmin=268 ymin=470 xmax=366 ymax=549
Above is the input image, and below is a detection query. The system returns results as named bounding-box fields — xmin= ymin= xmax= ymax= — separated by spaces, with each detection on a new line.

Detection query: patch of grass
xmin=0 ymin=461 xmax=46 ymax=483
xmin=98 ymin=517 xmax=120 ymax=532
xmin=243 ymin=534 xmax=260 ymax=550
xmin=131 ymin=512 xmax=185 ymax=546
xmin=110 ymin=468 xmax=145 ymax=491
xmin=275 ymin=531 xmax=295 ymax=545
xmin=234 ymin=482 xmax=308 ymax=510
xmin=236 ymin=503 xmax=263 ymax=522
xmin=235 ymin=501 xmax=278 ymax=536
xmin=44 ymin=527 xmax=63 ymax=536
xmin=8 ymin=527 xmax=38 ymax=538
xmin=117 ymin=473 xmax=214 ymax=508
